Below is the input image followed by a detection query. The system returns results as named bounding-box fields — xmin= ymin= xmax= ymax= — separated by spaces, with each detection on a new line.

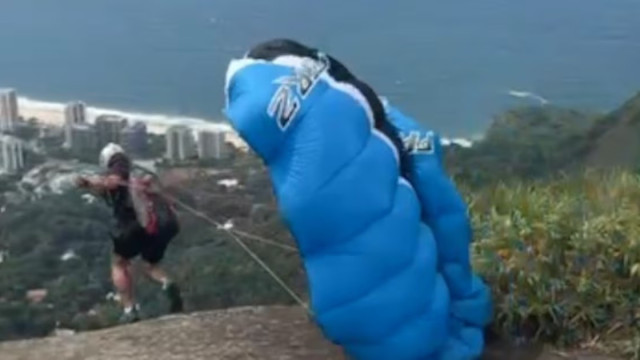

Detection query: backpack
xmin=128 ymin=176 xmax=179 ymax=237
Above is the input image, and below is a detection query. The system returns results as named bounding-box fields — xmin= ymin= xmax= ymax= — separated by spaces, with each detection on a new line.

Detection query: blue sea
xmin=0 ymin=0 xmax=639 ymax=137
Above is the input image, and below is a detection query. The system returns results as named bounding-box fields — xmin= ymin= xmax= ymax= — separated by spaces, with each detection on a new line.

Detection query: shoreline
xmin=15 ymin=95 xmax=473 ymax=149
xmin=16 ymin=96 xmax=249 ymax=150
xmin=17 ymin=96 xmax=232 ymax=135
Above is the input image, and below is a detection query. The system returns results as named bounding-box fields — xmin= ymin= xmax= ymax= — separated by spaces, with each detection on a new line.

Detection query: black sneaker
xmin=119 ymin=306 xmax=141 ymax=324
xmin=164 ymin=282 xmax=184 ymax=314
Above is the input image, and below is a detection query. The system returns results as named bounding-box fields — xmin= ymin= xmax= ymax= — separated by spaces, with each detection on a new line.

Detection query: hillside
xmin=444 ymin=105 xmax=597 ymax=185
xmin=0 ymin=156 xmax=304 ymax=342
xmin=2 ymin=165 xmax=636 ymax=358
xmin=583 ymin=92 xmax=640 ymax=169
xmin=5 ymin=94 xmax=640 ymax=358
xmin=445 ymin=92 xmax=640 ymax=185
xmin=0 ymin=306 xmax=618 ymax=360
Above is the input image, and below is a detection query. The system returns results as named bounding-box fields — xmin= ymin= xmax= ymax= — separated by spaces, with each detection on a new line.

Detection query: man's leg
xmin=111 ymin=253 xmax=140 ymax=322
xmin=141 ymin=260 xmax=183 ymax=313
xmin=141 ymin=232 xmax=184 ymax=314
xmin=111 ymin=230 xmax=142 ymax=323
xmin=112 ymin=254 xmax=135 ymax=309
xmin=141 ymin=260 xmax=170 ymax=286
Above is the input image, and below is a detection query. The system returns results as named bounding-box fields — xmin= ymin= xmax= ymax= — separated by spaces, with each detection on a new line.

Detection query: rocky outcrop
xmin=0 ymin=306 xmax=619 ymax=360
xmin=0 ymin=306 xmax=345 ymax=360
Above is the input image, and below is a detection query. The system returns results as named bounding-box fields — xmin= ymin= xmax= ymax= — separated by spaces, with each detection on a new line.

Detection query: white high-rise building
xmin=196 ymin=130 xmax=229 ymax=160
xmin=121 ymin=121 xmax=148 ymax=157
xmin=0 ymin=136 xmax=24 ymax=173
xmin=165 ymin=125 xmax=196 ymax=161
xmin=64 ymin=102 xmax=86 ymax=126
xmin=0 ymin=89 xmax=19 ymax=133
xmin=63 ymin=101 xmax=87 ymax=148
xmin=95 ymin=114 xmax=127 ymax=149
xmin=69 ymin=124 xmax=98 ymax=155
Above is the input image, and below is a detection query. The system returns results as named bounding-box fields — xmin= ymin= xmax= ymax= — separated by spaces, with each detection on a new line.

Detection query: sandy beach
xmin=17 ymin=97 xmax=248 ymax=150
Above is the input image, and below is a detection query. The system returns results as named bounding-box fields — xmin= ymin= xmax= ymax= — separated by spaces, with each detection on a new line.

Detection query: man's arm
xmin=76 ymin=174 xmax=124 ymax=194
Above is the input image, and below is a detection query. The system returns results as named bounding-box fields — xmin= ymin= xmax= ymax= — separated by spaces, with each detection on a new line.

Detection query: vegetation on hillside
xmin=445 ymin=106 xmax=597 ymax=186
xmin=446 ymin=92 xmax=640 ymax=187
xmin=470 ymin=170 xmax=640 ymax=358
xmin=0 ymin=154 xmax=301 ymax=340
xmin=7 ymin=165 xmax=640 ymax=358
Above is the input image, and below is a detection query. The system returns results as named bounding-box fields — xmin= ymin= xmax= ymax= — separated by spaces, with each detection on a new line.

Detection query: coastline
xmin=15 ymin=96 xmax=473 ymax=150
xmin=17 ymin=96 xmax=232 ymax=134
xmin=16 ymin=96 xmax=249 ymax=150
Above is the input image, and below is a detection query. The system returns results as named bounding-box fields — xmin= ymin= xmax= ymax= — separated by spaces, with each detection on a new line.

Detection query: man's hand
xmin=75 ymin=176 xmax=90 ymax=188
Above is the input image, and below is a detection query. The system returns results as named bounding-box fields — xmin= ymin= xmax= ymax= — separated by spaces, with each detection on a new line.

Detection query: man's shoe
xmin=118 ymin=305 xmax=141 ymax=324
xmin=163 ymin=282 xmax=184 ymax=314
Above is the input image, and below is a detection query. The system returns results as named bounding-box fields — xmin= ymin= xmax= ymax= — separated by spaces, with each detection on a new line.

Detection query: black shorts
xmin=111 ymin=220 xmax=179 ymax=264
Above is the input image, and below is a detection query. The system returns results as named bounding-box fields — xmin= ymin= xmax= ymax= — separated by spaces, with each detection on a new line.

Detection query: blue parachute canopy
xmin=224 ymin=38 xmax=492 ymax=360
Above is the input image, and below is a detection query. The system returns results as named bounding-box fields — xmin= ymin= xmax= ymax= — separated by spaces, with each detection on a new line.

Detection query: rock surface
xmin=0 ymin=306 xmax=619 ymax=360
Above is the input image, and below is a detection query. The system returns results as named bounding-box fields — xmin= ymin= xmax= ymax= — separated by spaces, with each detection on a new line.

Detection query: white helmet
xmin=99 ymin=143 xmax=125 ymax=168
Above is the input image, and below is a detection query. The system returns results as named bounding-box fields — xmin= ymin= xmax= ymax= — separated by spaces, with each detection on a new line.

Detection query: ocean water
xmin=0 ymin=0 xmax=639 ymax=137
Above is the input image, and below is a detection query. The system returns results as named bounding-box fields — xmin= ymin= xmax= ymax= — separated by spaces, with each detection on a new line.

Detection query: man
xmin=76 ymin=143 xmax=183 ymax=323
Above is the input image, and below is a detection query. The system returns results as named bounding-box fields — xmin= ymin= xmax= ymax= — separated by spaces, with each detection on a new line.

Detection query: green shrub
xmin=470 ymin=170 xmax=640 ymax=357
